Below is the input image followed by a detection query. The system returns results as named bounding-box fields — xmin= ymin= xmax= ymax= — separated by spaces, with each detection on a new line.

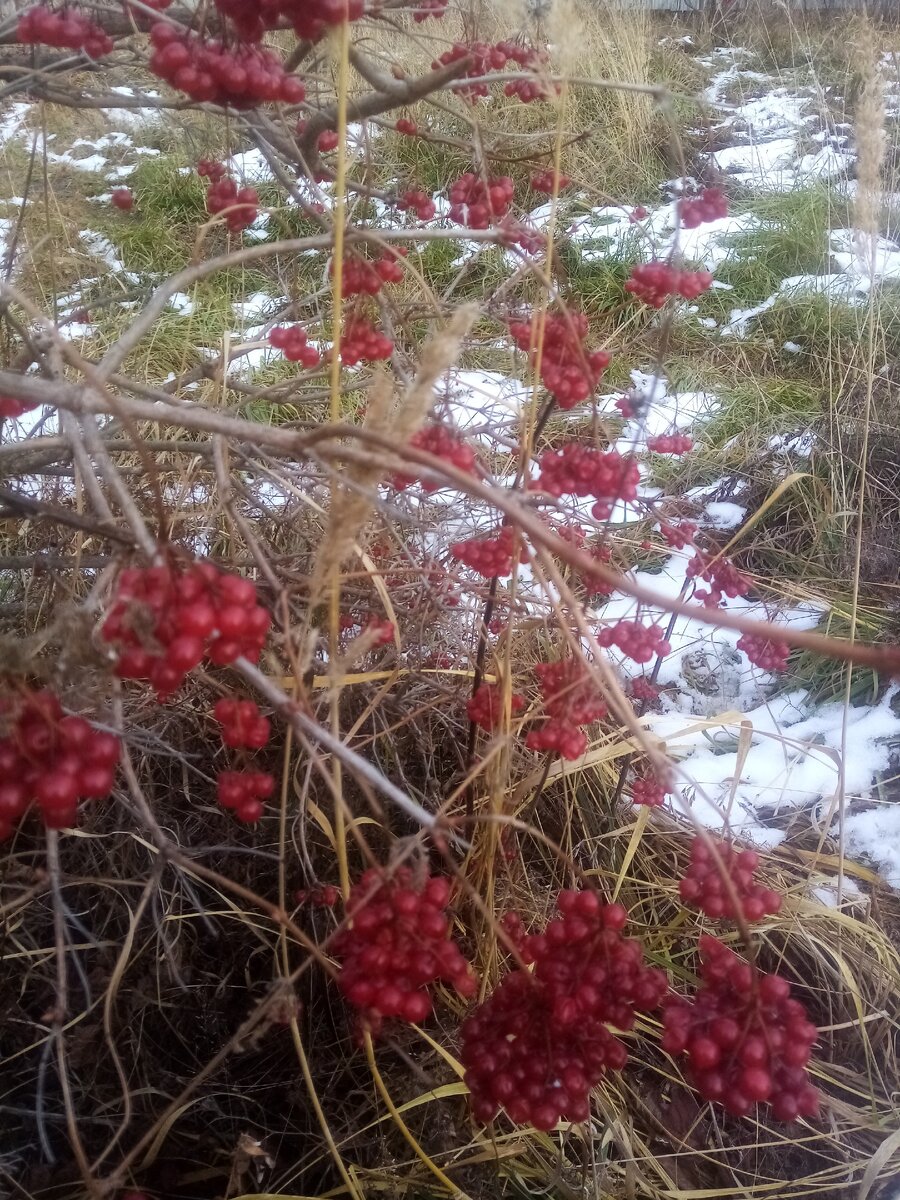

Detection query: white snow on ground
xmin=441 ymin=369 xmax=531 ymax=446
xmin=845 ymin=805 xmax=900 ymax=887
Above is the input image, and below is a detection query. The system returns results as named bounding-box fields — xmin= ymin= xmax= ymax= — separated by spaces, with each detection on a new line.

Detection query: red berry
xmin=111 ymin=188 xmax=133 ymax=211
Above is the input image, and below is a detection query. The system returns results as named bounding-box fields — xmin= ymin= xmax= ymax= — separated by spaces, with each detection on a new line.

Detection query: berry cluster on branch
xmin=102 ymin=562 xmax=271 ymax=701
xmin=0 ymin=689 xmax=119 ymax=838
xmin=461 ymin=891 xmax=668 ymax=1128
xmin=510 ymin=313 xmax=610 ymax=409
xmin=662 ymin=937 xmax=819 ymax=1122
xmin=335 ymin=868 xmax=476 ymax=1036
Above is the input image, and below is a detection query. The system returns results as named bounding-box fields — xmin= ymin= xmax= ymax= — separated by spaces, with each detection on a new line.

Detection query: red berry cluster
xmin=102 ymin=562 xmax=271 ymax=701
xmin=737 ymin=633 xmax=790 ymax=672
xmin=361 ymin=616 xmax=395 ymax=646
xmin=460 ymin=891 xmax=668 ymax=1128
xmin=630 ymin=205 xmax=649 ymax=223
xmin=580 ymin=541 xmax=614 ymax=598
xmin=213 ymin=697 xmax=270 ymax=749
xmin=0 ymin=395 xmax=38 ymax=419
xmin=340 ymin=317 xmax=394 ymax=365
xmin=630 ymin=769 xmax=671 ymax=807
xmin=198 ymin=158 xmax=227 ymax=182
xmin=205 ymin=177 xmax=260 ymax=232
xmin=686 ymin=553 xmax=751 ymax=607
xmin=111 ymin=188 xmax=133 ymax=212
xmin=510 ymin=313 xmax=610 ymax=409
xmin=537 ymin=443 xmax=640 ymax=511
xmin=433 ymin=41 xmax=509 ymax=100
xmin=630 ymin=676 xmax=661 ymax=703
xmin=679 ymin=837 xmax=782 ymax=922
xmin=395 ymin=117 xmax=418 ymax=135
xmin=662 ymin=937 xmax=819 ymax=1122
xmin=412 ymin=0 xmax=448 ymax=18
xmin=448 ymin=173 xmax=514 ymax=228
xmin=216 ymin=770 xmax=274 ymax=823
xmin=397 ymin=188 xmax=436 ymax=221
xmin=678 ymin=187 xmax=728 ymax=229
xmin=467 ymin=684 xmax=526 ymax=732
xmin=646 ymin=433 xmax=693 ymax=455
xmin=496 ymin=40 xmax=558 ymax=102
xmin=17 ymin=6 xmax=113 ymax=57
xmin=335 ymin=252 xmax=405 ymax=296
xmin=498 ymin=218 xmax=546 ymax=256
xmin=315 ymin=128 xmax=339 ymax=153
xmin=269 ymin=325 xmax=321 ymax=366
xmin=295 ymin=882 xmax=340 ymax=907
xmin=530 ymin=169 xmax=572 ymax=193
xmin=660 ymin=521 xmax=697 ymax=550
xmin=392 ymin=423 xmax=478 ymax=491
xmin=213 ymin=0 xmax=364 ymax=41
xmin=148 ymin=24 xmax=304 ymax=107
xmin=597 ymin=619 xmax=671 ymax=664
xmin=451 ymin=525 xmax=525 ymax=578
xmin=291 ymin=0 xmax=365 ymax=39
xmin=0 ymin=689 xmax=119 ymax=838
xmin=526 ymin=658 xmax=606 ymax=760
xmin=625 ymin=262 xmax=714 ymax=308
xmin=334 ymin=867 xmax=477 ymax=1035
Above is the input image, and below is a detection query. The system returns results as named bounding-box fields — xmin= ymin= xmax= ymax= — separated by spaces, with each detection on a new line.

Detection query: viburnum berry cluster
xmin=509 ymin=313 xmax=610 ymax=409
xmin=392 ymin=423 xmax=478 ymax=491
xmin=625 ymin=262 xmax=714 ymax=308
xmin=451 ymin=525 xmax=526 ymax=578
xmin=395 ymin=117 xmax=418 ymax=135
xmin=340 ymin=317 xmax=394 ymax=365
xmin=461 ymin=890 xmax=668 ymax=1128
xmin=213 ymin=0 xmax=364 ymax=41
xmin=269 ymin=325 xmax=321 ymax=366
xmin=496 ymin=41 xmax=558 ymax=102
xmin=198 ymin=158 xmax=227 ymax=182
xmin=0 ymin=689 xmax=120 ymax=838
xmin=102 ymin=561 xmax=271 ymax=701
xmin=660 ymin=521 xmax=698 ymax=550
xmin=536 ymin=443 xmax=640 ymax=519
xmin=335 ymin=252 xmax=405 ymax=296
xmin=679 ymin=837 xmax=782 ymax=922
xmin=467 ymin=683 xmax=526 ymax=732
xmin=686 ymin=552 xmax=751 ymax=607
xmin=662 ymin=937 xmax=819 ymax=1122
xmin=0 ymin=395 xmax=38 ymax=419
xmin=530 ymin=169 xmax=572 ymax=194
xmin=678 ymin=187 xmax=728 ymax=229
xmin=213 ymin=698 xmax=270 ymax=750
xmin=448 ymin=173 xmax=514 ymax=228
xmin=737 ymin=633 xmax=790 ymax=672
xmin=111 ymin=187 xmax=133 ymax=212
xmin=397 ymin=188 xmax=436 ymax=221
xmin=216 ymin=770 xmax=274 ymax=823
xmin=630 ymin=769 xmax=671 ymax=807
xmin=647 ymin=433 xmax=693 ymax=455
xmin=17 ymin=6 xmax=113 ymax=58
xmin=412 ymin=0 xmax=449 ymax=19
xmin=148 ymin=24 xmax=304 ymax=107
xmin=433 ymin=41 xmax=509 ymax=100
xmin=315 ymin=128 xmax=339 ymax=153
xmin=295 ymin=882 xmax=340 ymax=907
xmin=526 ymin=658 xmax=607 ymax=760
xmin=630 ymin=675 xmax=661 ymax=703
xmin=597 ymin=619 xmax=671 ymax=664
xmin=205 ymin=177 xmax=260 ymax=233
xmin=334 ymin=867 xmax=477 ymax=1035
